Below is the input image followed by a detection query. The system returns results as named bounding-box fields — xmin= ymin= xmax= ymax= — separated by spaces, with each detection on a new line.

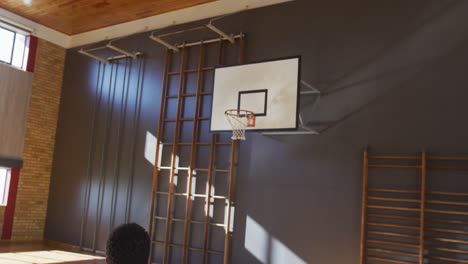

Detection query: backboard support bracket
xmin=259 ymin=80 xmax=322 ymax=137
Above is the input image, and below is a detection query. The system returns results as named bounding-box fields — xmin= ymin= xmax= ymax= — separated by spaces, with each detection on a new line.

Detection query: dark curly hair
xmin=106 ymin=223 xmax=150 ymax=264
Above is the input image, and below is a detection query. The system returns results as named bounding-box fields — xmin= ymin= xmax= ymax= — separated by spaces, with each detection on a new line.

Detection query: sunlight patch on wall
xmin=245 ymin=216 xmax=269 ymax=263
xmin=144 ymin=131 xmax=161 ymax=167
xmin=245 ymin=215 xmax=306 ymax=264
xmin=271 ymin=238 xmax=307 ymax=264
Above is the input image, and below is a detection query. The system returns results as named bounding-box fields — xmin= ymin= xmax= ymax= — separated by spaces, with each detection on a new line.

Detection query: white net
xmin=225 ymin=110 xmax=255 ymax=140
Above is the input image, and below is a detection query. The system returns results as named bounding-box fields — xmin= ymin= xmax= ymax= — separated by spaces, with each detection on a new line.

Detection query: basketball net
xmin=225 ymin=109 xmax=256 ymax=140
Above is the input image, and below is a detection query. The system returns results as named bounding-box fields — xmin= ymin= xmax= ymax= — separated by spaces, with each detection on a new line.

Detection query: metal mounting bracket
xmin=206 ymin=23 xmax=235 ymax=44
xmin=79 ymin=41 xmax=141 ymax=63
xmin=149 ymin=34 xmax=180 ymax=52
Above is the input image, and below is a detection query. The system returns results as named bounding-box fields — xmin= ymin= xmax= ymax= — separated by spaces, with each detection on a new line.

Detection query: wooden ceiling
xmin=0 ymin=0 xmax=216 ymax=35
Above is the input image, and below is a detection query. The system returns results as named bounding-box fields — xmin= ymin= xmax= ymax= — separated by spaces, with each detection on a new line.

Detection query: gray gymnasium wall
xmin=45 ymin=0 xmax=468 ymax=263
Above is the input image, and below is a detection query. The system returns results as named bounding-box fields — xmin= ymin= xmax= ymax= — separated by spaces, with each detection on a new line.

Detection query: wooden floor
xmin=0 ymin=241 xmax=106 ymax=264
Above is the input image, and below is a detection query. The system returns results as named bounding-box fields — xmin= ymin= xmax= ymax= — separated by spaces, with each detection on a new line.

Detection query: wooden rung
xmin=192 ymin=193 xmax=228 ymax=200
xmin=368 ymin=231 xmax=419 ymax=240
xmin=426 ymin=255 xmax=468 ymax=263
xmin=426 ymin=237 xmax=468 ymax=245
xmin=155 ymin=216 xmax=167 ymax=220
xmin=163 ymin=117 xmax=209 ymax=122
xmin=367 ymin=256 xmax=417 ymax=264
xmin=368 ymin=196 xmax=420 ymax=203
xmin=427 ymin=156 xmax=468 ymax=161
xmin=162 ymin=142 xmax=225 ymax=146
xmin=187 ymin=247 xmax=223 ymax=255
xmin=368 ymin=188 xmax=420 ymax=194
xmin=428 ymin=165 xmax=468 ymax=171
xmin=368 ymin=164 xmax=421 ymax=169
xmin=367 ymin=247 xmax=419 ymax=258
xmin=165 ymin=92 xmax=213 ymax=99
xmin=190 ymin=168 xmax=229 ymax=173
xmin=427 ymin=218 xmax=468 ymax=226
xmin=426 ymin=227 xmax=468 ymax=235
xmin=426 ymin=208 xmax=468 ymax=216
xmin=172 ymin=218 xmax=185 ymax=222
xmin=207 ymin=250 xmax=224 ymax=255
xmin=158 ymin=166 xmax=190 ymax=170
xmin=426 ymin=246 xmax=468 ymax=255
xmin=367 ymin=239 xmax=419 ymax=249
xmin=168 ymin=243 xmax=183 ymax=248
xmin=367 ymin=222 xmax=420 ymax=231
xmin=427 ymin=199 xmax=468 ymax=206
xmin=368 ymin=214 xmax=420 ymax=222
xmin=367 ymin=205 xmax=421 ymax=212
xmin=428 ymin=156 xmax=468 ymax=161
xmin=167 ymin=67 xmax=214 ymax=75
xmin=210 ymin=222 xmax=227 ymax=227
xmin=166 ymin=93 xmax=195 ymax=98
xmin=190 ymin=220 xmax=227 ymax=227
xmin=427 ymin=191 xmax=468 ymax=197
xmin=368 ymin=155 xmax=420 ymax=160
xmin=156 ymin=191 xmax=187 ymax=196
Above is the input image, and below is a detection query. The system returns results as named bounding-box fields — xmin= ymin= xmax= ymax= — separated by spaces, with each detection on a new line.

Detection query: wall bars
xmin=148 ymin=31 xmax=244 ymax=263
xmin=361 ymin=148 xmax=468 ymax=264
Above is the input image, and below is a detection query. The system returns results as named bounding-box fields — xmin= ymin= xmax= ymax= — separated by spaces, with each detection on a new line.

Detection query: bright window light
xmin=0 ymin=27 xmax=15 ymax=64
xmin=0 ymin=167 xmax=11 ymax=206
xmin=0 ymin=24 xmax=28 ymax=70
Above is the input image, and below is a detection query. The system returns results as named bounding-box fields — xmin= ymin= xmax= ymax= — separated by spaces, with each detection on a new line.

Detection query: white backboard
xmin=210 ymin=56 xmax=300 ymax=132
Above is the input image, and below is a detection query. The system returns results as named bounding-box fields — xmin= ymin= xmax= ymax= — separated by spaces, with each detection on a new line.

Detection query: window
xmin=0 ymin=167 xmax=11 ymax=206
xmin=0 ymin=24 xmax=28 ymax=70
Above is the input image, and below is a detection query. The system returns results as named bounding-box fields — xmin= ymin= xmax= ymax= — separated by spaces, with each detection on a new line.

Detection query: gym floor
xmin=0 ymin=241 xmax=106 ymax=264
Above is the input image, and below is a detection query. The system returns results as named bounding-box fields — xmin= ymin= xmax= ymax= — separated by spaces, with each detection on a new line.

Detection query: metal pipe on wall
xmin=125 ymin=57 xmax=145 ymax=223
xmin=80 ymin=62 xmax=105 ymax=249
xmin=109 ymin=57 xmax=131 ymax=232
xmin=93 ymin=62 xmax=117 ymax=252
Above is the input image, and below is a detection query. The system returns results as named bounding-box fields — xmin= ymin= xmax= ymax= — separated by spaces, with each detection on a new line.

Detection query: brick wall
xmin=9 ymin=39 xmax=65 ymax=240
xmin=0 ymin=206 xmax=4 ymax=236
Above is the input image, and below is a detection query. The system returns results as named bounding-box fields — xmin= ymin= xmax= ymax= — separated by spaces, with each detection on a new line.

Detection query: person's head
xmin=106 ymin=223 xmax=150 ymax=264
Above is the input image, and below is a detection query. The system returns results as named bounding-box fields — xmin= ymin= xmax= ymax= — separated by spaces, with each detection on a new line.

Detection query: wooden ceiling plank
xmin=0 ymin=0 xmax=216 ymax=35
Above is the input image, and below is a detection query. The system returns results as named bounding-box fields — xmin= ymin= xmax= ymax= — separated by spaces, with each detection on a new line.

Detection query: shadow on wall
xmin=232 ymin=0 xmax=468 ymax=263
xmin=301 ymin=0 xmax=468 ymax=132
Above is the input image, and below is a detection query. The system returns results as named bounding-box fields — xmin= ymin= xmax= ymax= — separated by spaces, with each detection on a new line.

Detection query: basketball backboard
xmin=210 ymin=56 xmax=301 ymax=132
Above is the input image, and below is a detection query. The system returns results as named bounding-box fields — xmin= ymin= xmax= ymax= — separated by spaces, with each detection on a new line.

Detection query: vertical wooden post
xmin=224 ymin=141 xmax=237 ymax=264
xmin=419 ymin=150 xmax=427 ymax=264
xmin=202 ymin=39 xmax=226 ymax=264
xmin=202 ymin=133 xmax=217 ymax=263
xmin=359 ymin=148 xmax=369 ymax=264
xmin=223 ymin=36 xmax=245 ymax=264
xmin=182 ymin=43 xmax=205 ymax=263
xmin=163 ymin=45 xmax=188 ymax=264
xmin=148 ymin=49 xmax=171 ymax=261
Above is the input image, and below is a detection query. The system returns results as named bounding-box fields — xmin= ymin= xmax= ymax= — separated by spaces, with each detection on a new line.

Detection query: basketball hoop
xmin=224 ymin=109 xmax=256 ymax=140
